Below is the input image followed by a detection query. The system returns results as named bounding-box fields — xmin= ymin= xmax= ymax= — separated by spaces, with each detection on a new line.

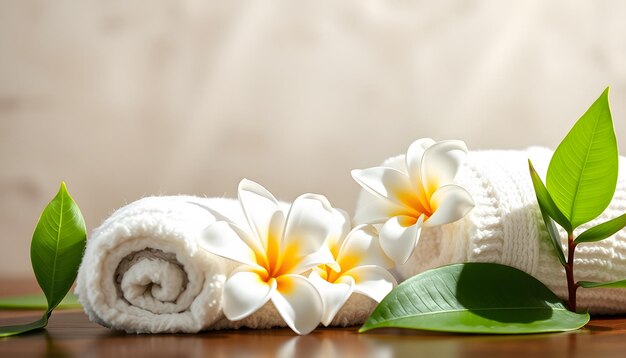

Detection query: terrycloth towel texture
xmin=356 ymin=147 xmax=626 ymax=314
xmin=75 ymin=196 xmax=375 ymax=334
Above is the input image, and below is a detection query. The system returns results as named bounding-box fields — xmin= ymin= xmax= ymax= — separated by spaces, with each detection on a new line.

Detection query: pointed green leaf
xmin=529 ymin=160 xmax=572 ymax=233
xmin=0 ymin=293 xmax=81 ymax=310
xmin=529 ymin=160 xmax=569 ymax=265
xmin=30 ymin=182 xmax=87 ymax=312
xmin=0 ymin=182 xmax=86 ymax=337
xmin=578 ymin=280 xmax=626 ymax=288
xmin=546 ymin=87 xmax=618 ymax=229
xmin=540 ymin=214 xmax=566 ymax=266
xmin=575 ymin=213 xmax=626 ymax=244
xmin=0 ymin=314 xmax=48 ymax=338
xmin=360 ymin=263 xmax=589 ymax=334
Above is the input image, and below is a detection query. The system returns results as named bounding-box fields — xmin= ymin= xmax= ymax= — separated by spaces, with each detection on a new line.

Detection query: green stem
xmin=565 ymin=232 xmax=579 ymax=312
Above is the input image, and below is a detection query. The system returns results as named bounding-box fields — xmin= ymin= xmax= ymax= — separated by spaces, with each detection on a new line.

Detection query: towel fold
xmin=76 ymin=196 xmax=376 ymax=333
xmin=357 ymin=147 xmax=626 ymax=314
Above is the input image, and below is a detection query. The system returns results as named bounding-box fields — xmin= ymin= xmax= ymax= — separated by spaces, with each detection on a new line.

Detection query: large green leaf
xmin=578 ymin=280 xmax=626 ymax=288
xmin=359 ymin=263 xmax=589 ymax=334
xmin=575 ymin=213 xmax=626 ymax=244
xmin=528 ymin=160 xmax=569 ymax=265
xmin=30 ymin=182 xmax=86 ymax=312
xmin=0 ymin=293 xmax=81 ymax=310
xmin=546 ymin=88 xmax=618 ymax=229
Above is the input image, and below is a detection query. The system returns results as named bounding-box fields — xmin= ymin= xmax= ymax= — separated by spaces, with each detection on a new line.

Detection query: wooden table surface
xmin=2 ymin=279 xmax=626 ymax=357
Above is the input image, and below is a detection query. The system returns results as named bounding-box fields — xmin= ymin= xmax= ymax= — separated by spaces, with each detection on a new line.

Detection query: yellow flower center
xmin=319 ymin=251 xmax=360 ymax=283
xmin=254 ymin=231 xmax=301 ymax=282
xmin=393 ymin=179 xmax=438 ymax=221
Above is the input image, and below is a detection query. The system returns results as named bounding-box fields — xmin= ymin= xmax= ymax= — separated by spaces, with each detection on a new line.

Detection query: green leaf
xmin=529 ymin=160 xmax=572 ymax=233
xmin=540 ymin=215 xmax=566 ymax=266
xmin=0 ymin=183 xmax=86 ymax=337
xmin=546 ymin=87 xmax=618 ymax=229
xmin=578 ymin=280 xmax=626 ymax=288
xmin=359 ymin=263 xmax=589 ymax=334
xmin=528 ymin=160 xmax=569 ymax=265
xmin=0 ymin=314 xmax=48 ymax=338
xmin=0 ymin=293 xmax=81 ymax=310
xmin=575 ymin=213 xmax=626 ymax=244
xmin=30 ymin=182 xmax=87 ymax=312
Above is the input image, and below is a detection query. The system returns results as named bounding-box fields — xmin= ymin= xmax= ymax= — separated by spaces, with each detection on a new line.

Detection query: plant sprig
xmin=361 ymin=87 xmax=624 ymax=334
xmin=529 ymin=87 xmax=626 ymax=312
xmin=0 ymin=182 xmax=86 ymax=337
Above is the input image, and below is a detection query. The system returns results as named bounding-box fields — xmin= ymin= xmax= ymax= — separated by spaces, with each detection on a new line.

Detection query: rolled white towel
xmin=356 ymin=147 xmax=626 ymax=314
xmin=76 ymin=196 xmax=377 ymax=333
xmin=75 ymin=196 xmax=241 ymax=333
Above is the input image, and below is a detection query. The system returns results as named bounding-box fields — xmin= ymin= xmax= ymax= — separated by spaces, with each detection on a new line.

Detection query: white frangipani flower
xmin=351 ymin=138 xmax=475 ymax=264
xmin=309 ymin=216 xmax=396 ymax=326
xmin=199 ymin=179 xmax=339 ymax=335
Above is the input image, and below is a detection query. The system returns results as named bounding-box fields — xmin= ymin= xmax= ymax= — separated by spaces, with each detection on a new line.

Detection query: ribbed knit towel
xmin=356 ymin=147 xmax=626 ymax=314
xmin=75 ymin=196 xmax=374 ymax=334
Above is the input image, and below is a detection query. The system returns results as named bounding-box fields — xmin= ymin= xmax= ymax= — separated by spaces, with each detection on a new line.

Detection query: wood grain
xmin=1 ymin=280 xmax=626 ymax=357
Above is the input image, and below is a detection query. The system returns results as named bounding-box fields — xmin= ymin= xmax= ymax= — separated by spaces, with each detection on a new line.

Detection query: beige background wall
xmin=1 ymin=0 xmax=626 ymax=277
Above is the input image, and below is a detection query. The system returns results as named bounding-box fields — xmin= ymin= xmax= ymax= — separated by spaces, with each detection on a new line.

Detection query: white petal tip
xmin=424 ymin=185 xmax=475 ymax=227
xmin=223 ymin=272 xmax=275 ymax=321
xmin=272 ymin=275 xmax=324 ymax=335
xmin=379 ymin=216 xmax=423 ymax=265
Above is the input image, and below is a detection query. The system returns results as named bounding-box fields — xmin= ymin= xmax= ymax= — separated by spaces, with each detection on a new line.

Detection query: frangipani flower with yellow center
xmin=351 ymin=138 xmax=475 ymax=264
xmin=309 ymin=216 xmax=396 ymax=326
xmin=199 ymin=179 xmax=339 ymax=335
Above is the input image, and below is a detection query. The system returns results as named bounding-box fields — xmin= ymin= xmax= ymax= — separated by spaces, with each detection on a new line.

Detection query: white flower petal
xmin=405 ymin=138 xmax=436 ymax=184
xmin=351 ymin=167 xmax=415 ymax=209
xmin=272 ymin=275 xmax=324 ymax=335
xmin=424 ymin=184 xmax=475 ymax=227
xmin=353 ymin=192 xmax=405 ymax=225
xmin=379 ymin=215 xmax=424 ymax=264
xmin=199 ymin=221 xmax=261 ymax=269
xmin=337 ymin=225 xmax=394 ymax=271
xmin=309 ymin=270 xmax=355 ymax=326
xmin=382 ymin=154 xmax=409 ymax=172
xmin=238 ymin=179 xmax=284 ymax=250
xmin=326 ymin=208 xmax=352 ymax=255
xmin=282 ymin=194 xmax=336 ymax=259
xmin=420 ymin=140 xmax=468 ymax=191
xmin=223 ymin=271 xmax=276 ymax=321
xmin=335 ymin=208 xmax=352 ymax=236
xmin=292 ymin=244 xmax=338 ymax=273
xmin=344 ymin=265 xmax=397 ymax=302
xmin=264 ymin=209 xmax=287 ymax=270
